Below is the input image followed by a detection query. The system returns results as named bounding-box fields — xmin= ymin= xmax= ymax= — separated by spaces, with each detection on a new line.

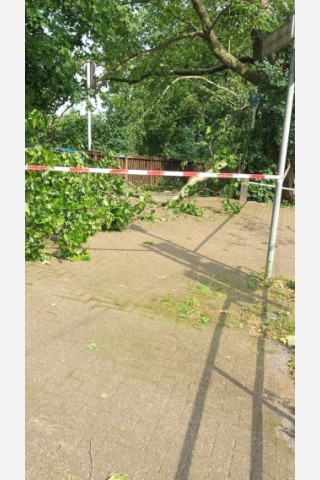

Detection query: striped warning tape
xmin=25 ymin=165 xmax=282 ymax=180
xmin=248 ymin=182 xmax=295 ymax=191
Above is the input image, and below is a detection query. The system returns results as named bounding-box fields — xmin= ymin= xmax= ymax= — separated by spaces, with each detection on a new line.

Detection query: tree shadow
xmin=129 ymin=223 xmax=293 ymax=480
xmin=130 ymin=223 xmax=285 ymax=310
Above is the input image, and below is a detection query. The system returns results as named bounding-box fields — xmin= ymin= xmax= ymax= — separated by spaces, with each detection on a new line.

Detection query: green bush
xmin=25 ymin=145 xmax=145 ymax=261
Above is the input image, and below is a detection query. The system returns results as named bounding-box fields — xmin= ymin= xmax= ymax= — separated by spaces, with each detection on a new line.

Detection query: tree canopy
xmin=26 ymin=0 xmax=295 ymax=199
xmin=26 ymin=0 xmax=294 ymax=114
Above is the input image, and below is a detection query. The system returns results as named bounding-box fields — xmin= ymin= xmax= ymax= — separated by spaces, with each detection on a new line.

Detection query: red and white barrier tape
xmin=248 ymin=165 xmax=293 ymax=189
xmin=25 ymin=165 xmax=282 ymax=180
xmin=248 ymin=182 xmax=295 ymax=191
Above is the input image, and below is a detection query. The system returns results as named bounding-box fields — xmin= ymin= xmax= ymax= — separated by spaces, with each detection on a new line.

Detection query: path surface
xmin=26 ymin=198 xmax=295 ymax=480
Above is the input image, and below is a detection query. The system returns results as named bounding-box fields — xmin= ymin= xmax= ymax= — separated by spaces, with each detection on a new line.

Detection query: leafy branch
xmin=100 ymin=57 xmax=255 ymax=86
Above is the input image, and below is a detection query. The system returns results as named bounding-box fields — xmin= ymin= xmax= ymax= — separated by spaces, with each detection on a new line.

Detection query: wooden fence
xmin=86 ymin=151 xmax=213 ymax=186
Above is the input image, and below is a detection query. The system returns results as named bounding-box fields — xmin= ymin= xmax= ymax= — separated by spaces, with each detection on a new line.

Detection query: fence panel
xmin=85 ymin=151 xmax=214 ymax=186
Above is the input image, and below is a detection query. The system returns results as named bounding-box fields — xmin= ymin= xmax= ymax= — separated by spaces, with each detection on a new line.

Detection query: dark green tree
xmin=26 ymin=0 xmax=295 ymax=201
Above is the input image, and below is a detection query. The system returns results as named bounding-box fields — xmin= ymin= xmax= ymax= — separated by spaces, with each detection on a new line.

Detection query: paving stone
xmin=26 ymin=199 xmax=294 ymax=480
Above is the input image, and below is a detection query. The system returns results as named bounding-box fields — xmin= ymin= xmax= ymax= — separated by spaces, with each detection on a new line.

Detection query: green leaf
xmin=107 ymin=474 xmax=128 ymax=480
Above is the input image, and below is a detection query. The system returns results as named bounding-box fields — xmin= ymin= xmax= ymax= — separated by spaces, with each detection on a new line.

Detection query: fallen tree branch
xmin=167 ymin=160 xmax=228 ymax=203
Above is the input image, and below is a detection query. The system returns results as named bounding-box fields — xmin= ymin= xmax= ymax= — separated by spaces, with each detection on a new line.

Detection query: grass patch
xmin=193 ymin=282 xmax=212 ymax=295
xmin=247 ymin=272 xmax=260 ymax=290
xmin=286 ymin=357 xmax=295 ymax=381
xmin=261 ymin=309 xmax=294 ymax=339
xmin=142 ymin=274 xmax=295 ymax=377
xmin=107 ymin=474 xmax=128 ymax=480
xmin=144 ymin=280 xmax=232 ymax=327
xmin=238 ymin=275 xmax=295 ymax=378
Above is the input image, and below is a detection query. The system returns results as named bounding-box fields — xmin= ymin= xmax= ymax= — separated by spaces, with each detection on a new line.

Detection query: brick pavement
xmin=26 ymin=199 xmax=295 ymax=480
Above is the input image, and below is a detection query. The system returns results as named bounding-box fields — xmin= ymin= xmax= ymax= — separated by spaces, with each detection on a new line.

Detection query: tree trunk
xmin=167 ymin=160 xmax=228 ymax=203
xmin=191 ymin=0 xmax=263 ymax=86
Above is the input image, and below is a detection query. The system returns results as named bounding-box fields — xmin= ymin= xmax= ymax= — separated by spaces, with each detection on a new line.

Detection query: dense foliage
xmin=25 ymin=141 xmax=147 ymax=261
xmin=25 ymin=1 xmax=295 ymax=261
xmin=41 ymin=51 xmax=294 ymax=204
xmin=44 ymin=109 xmax=137 ymax=154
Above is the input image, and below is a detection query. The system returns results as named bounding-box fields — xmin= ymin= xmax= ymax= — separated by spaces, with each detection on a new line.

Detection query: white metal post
xmin=86 ymin=60 xmax=92 ymax=151
xmin=266 ymin=41 xmax=295 ymax=279
xmin=251 ymin=106 xmax=257 ymax=130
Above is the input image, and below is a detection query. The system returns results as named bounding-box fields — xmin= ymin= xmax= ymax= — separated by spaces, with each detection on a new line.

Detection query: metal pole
xmin=266 ymin=41 xmax=295 ymax=279
xmin=86 ymin=60 xmax=92 ymax=151
xmin=251 ymin=106 xmax=257 ymax=130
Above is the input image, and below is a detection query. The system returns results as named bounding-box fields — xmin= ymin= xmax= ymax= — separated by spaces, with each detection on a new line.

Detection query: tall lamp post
xmin=84 ymin=60 xmax=96 ymax=151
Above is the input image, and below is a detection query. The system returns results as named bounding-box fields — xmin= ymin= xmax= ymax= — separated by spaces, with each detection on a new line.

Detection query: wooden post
xmin=125 ymin=155 xmax=128 ymax=182
xmin=240 ymin=179 xmax=249 ymax=204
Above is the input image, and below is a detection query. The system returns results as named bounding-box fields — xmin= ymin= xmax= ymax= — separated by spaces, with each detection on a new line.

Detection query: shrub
xmin=25 ymin=146 xmax=145 ymax=261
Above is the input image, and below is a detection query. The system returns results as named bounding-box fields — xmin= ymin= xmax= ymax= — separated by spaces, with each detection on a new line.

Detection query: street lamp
xmin=84 ymin=60 xmax=96 ymax=151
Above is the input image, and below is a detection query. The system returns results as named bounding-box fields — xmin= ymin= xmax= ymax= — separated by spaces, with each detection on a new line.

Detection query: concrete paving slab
xmin=26 ymin=199 xmax=295 ymax=480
